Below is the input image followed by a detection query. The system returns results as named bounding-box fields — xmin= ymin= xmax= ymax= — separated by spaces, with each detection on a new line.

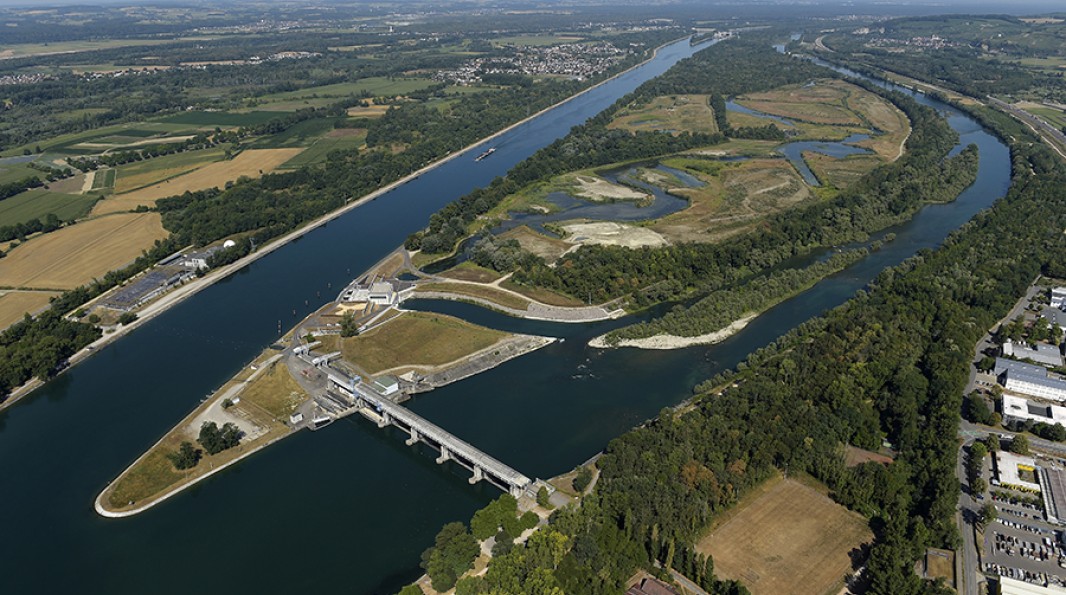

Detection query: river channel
xmin=0 ymin=41 xmax=1010 ymax=595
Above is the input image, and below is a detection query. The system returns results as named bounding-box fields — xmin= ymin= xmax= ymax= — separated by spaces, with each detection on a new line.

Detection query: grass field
xmin=254 ymin=77 xmax=436 ymax=107
xmin=500 ymin=280 xmax=584 ymax=307
xmin=417 ymin=282 xmax=532 ymax=311
xmin=278 ymin=129 xmax=367 ymax=168
xmin=0 ymin=163 xmax=39 ymax=185
xmin=0 ymin=290 xmax=59 ymax=329
xmin=0 ymin=189 xmax=99 ymax=227
xmin=491 ymin=34 xmax=584 ymax=46
xmin=337 ymin=311 xmax=509 ymax=375
xmin=0 ymin=213 xmax=167 ymax=289
xmin=94 ymin=148 xmax=303 ymax=215
xmin=697 ymin=475 xmax=872 ymax=595
xmin=805 ymin=153 xmax=884 ymax=189
xmin=103 ymin=349 xmax=297 ymax=512
xmin=609 ymin=95 xmax=718 ymax=135
xmin=159 ymin=110 xmax=281 ymax=127
xmin=500 ymin=225 xmax=573 ymax=261
xmin=438 ymin=262 xmax=503 ymax=283
xmin=650 ymin=157 xmax=813 ymax=243
xmin=736 ymin=80 xmax=866 ymax=126
xmin=112 ymin=147 xmax=227 ymax=193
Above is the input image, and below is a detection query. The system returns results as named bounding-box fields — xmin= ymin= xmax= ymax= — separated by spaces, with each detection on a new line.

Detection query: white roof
xmin=370 ymin=282 xmax=393 ymax=294
xmin=995 ymin=450 xmax=1041 ymax=492
xmin=1000 ymin=576 xmax=1066 ymax=594
xmin=1003 ymin=394 xmax=1066 ymax=426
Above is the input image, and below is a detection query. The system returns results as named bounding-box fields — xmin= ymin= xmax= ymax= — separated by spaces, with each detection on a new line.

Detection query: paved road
xmin=988 ymin=96 xmax=1066 ymax=160
xmin=957 ymin=434 xmax=982 ymax=595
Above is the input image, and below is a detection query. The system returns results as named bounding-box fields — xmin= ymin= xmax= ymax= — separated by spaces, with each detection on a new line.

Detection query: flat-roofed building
xmin=995 ymin=357 xmax=1048 ymax=378
xmin=1000 ymin=576 xmax=1066 ymax=594
xmin=1039 ymin=467 xmax=1066 ymax=525
xmin=994 ymin=450 xmax=1041 ymax=492
xmin=1043 ymin=307 xmax=1066 ymax=333
xmin=1002 ymin=394 xmax=1066 ymax=426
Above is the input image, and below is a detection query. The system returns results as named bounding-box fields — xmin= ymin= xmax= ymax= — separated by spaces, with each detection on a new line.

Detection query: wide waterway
xmin=0 ymin=41 xmax=1010 ymax=595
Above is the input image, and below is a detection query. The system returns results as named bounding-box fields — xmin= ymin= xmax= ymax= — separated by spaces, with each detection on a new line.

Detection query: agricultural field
xmin=111 ymin=147 xmax=227 ymax=193
xmin=609 ymin=94 xmax=718 ymax=135
xmin=491 ymin=34 xmax=585 ymax=46
xmin=0 ymin=162 xmax=40 ymax=185
xmin=332 ymin=311 xmax=510 ymax=375
xmin=93 ymin=148 xmax=303 ymax=215
xmin=697 ymin=475 xmax=872 ymax=595
xmin=251 ymin=77 xmax=437 ymax=109
xmin=277 ymin=128 xmax=367 ymax=169
xmin=1018 ymin=102 xmax=1066 ymax=129
xmin=0 ymin=290 xmax=60 ymax=330
xmin=0 ymin=212 xmax=167 ymax=289
xmin=0 ymin=189 xmax=99 ymax=227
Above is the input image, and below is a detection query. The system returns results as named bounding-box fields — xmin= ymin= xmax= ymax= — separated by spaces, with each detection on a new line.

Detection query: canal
xmin=0 ymin=41 xmax=1010 ymax=595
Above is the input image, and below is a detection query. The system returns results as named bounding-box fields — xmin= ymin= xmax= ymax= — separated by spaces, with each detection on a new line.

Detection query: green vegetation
xmin=573 ymin=466 xmax=593 ymax=493
xmin=0 ymin=190 xmax=97 ymax=229
xmin=167 ymin=441 xmax=202 ymax=470
xmin=966 ymin=442 xmax=987 ymax=495
xmin=470 ymin=494 xmax=521 ymax=540
xmin=197 ymin=421 xmax=241 ymax=455
xmin=421 ymin=522 xmax=480 ymax=592
xmin=605 ymin=249 xmax=867 ymax=343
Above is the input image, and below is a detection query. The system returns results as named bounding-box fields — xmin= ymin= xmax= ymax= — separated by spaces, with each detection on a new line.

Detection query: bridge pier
xmin=377 ymin=410 xmax=390 ymax=429
xmin=469 ymin=466 xmax=484 ymax=485
xmin=405 ymin=427 xmax=420 ymax=446
xmin=436 ymin=446 xmax=450 ymax=464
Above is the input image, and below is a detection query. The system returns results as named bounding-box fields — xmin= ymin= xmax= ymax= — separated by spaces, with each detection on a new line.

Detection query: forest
xmin=419 ymin=82 xmax=1066 ymax=595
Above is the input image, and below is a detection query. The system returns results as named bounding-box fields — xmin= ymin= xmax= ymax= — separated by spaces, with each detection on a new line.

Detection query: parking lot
xmin=983 ymin=504 xmax=1066 ymax=588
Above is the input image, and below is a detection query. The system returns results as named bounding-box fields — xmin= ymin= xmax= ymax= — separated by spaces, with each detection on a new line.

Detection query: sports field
xmin=0 ymin=290 xmax=59 ymax=330
xmin=697 ymin=475 xmax=872 ymax=595
xmin=93 ymin=148 xmax=303 ymax=215
xmin=0 ymin=213 xmax=167 ymax=289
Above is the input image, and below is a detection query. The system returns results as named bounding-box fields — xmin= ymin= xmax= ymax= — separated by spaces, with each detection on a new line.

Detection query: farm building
xmin=1002 ymin=395 xmax=1066 ymax=427
xmin=1002 ymin=340 xmax=1064 ymax=368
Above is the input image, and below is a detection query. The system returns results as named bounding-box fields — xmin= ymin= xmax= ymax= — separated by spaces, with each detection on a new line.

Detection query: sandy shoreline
xmin=588 ymin=313 xmax=758 ymax=350
xmin=1 ymin=40 xmax=680 ymax=414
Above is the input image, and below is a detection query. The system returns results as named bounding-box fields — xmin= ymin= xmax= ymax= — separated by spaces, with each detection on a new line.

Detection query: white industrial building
xmin=373 ymin=375 xmax=400 ymax=396
xmin=1000 ymin=576 xmax=1066 ymax=594
xmin=1003 ymin=340 xmax=1064 ymax=368
xmin=368 ymin=282 xmax=396 ymax=305
xmin=1002 ymin=394 xmax=1066 ymax=426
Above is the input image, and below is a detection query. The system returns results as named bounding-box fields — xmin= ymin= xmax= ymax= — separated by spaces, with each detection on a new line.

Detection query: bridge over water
xmin=354 ymin=388 xmax=533 ymax=497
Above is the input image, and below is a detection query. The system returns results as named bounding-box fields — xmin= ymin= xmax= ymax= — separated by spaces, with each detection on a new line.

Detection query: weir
xmin=354 ymin=388 xmax=533 ymax=497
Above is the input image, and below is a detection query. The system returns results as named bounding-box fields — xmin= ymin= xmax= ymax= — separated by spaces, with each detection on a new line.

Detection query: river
xmin=0 ymin=41 xmax=1010 ymax=595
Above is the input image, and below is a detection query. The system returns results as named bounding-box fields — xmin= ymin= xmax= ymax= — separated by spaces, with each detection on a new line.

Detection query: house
xmin=626 ymin=578 xmax=680 ymax=595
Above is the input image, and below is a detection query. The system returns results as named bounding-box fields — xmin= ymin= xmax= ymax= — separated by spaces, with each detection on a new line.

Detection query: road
xmin=988 ymin=96 xmax=1066 ymax=161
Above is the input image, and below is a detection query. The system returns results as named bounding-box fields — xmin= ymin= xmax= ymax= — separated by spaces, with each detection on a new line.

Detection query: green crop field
xmin=278 ymin=129 xmax=367 ymax=168
xmin=159 ymin=111 xmax=281 ymax=127
xmin=256 ymin=77 xmax=436 ymax=104
xmin=0 ymin=189 xmax=99 ymax=227
xmin=250 ymin=118 xmax=342 ymax=149
xmin=91 ymin=168 xmax=116 ymax=191
xmin=0 ymin=163 xmax=40 ymax=185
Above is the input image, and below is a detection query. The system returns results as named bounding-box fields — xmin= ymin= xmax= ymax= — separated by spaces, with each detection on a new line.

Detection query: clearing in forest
xmin=609 ymin=94 xmax=719 ymax=135
xmin=92 ymin=148 xmax=303 ymax=215
xmin=696 ymin=475 xmax=872 ymax=595
xmin=0 ymin=213 xmax=167 ymax=290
